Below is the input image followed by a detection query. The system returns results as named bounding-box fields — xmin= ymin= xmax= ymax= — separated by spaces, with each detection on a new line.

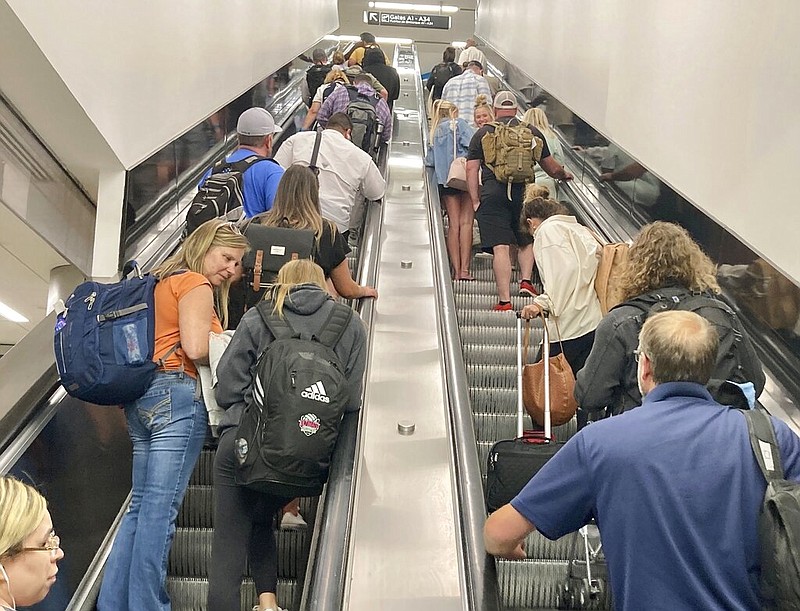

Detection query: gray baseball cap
xmin=236 ymin=107 xmax=283 ymax=136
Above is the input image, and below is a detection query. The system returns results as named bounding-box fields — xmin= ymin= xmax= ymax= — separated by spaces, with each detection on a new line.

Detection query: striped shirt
xmin=441 ymin=72 xmax=492 ymax=128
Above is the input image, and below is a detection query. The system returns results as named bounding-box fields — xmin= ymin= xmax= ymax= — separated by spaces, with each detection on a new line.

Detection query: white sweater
xmin=532 ymin=215 xmax=603 ymax=341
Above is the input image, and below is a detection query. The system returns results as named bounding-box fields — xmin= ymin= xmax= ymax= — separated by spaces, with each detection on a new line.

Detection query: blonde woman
xmin=522 ymin=107 xmax=565 ymax=196
xmin=575 ymin=221 xmax=765 ymax=417
xmin=302 ymin=68 xmax=350 ymax=131
xmin=0 ymin=477 xmax=64 ymax=610
xmin=209 ymin=259 xmax=367 ymax=611
xmin=250 ymin=165 xmax=377 ymax=299
xmin=98 ymin=219 xmax=249 ymax=611
xmin=473 ymin=94 xmax=494 ymax=128
xmin=425 ymin=99 xmax=476 ymax=279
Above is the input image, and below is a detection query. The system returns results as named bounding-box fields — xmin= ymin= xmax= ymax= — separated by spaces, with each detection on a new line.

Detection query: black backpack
xmin=344 ymin=86 xmax=381 ymax=155
xmin=234 ymin=301 xmax=354 ymax=498
xmin=306 ymin=64 xmax=332 ymax=105
xmin=185 ymin=155 xmax=271 ymax=236
xmin=620 ymin=289 xmax=755 ymax=389
xmin=741 ymin=409 xmax=800 ymax=609
xmin=431 ymin=62 xmax=455 ymax=89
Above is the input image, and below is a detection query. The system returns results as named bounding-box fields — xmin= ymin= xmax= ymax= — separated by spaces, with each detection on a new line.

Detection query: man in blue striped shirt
xmin=441 ymin=61 xmax=492 ymax=128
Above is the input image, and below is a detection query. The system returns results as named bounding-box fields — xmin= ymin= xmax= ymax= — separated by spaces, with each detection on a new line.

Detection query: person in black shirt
xmin=426 ymin=46 xmax=463 ymax=102
xmin=466 ymin=92 xmax=572 ymax=310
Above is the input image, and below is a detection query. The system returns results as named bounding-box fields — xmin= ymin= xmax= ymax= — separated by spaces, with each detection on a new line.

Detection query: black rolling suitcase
xmin=485 ymin=314 xmax=566 ymax=512
xmin=560 ymin=522 xmax=611 ymax=610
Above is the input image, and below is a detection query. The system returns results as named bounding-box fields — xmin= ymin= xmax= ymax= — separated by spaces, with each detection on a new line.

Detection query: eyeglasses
xmin=633 ymin=349 xmax=645 ymax=363
xmin=21 ymin=532 xmax=60 ymax=558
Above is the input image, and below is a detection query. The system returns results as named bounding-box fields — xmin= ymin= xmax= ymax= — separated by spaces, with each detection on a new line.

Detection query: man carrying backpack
xmin=317 ymin=73 xmax=392 ymax=151
xmin=466 ymin=91 xmax=572 ymax=311
xmin=485 ymin=310 xmax=800 ymax=610
xmin=193 ymin=108 xmax=285 ymax=226
xmin=426 ymin=46 xmax=463 ymax=102
xmin=302 ymin=48 xmax=332 ymax=107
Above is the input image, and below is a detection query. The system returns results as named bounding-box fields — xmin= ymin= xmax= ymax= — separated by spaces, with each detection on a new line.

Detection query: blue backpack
xmin=53 ymin=266 xmax=179 ymax=406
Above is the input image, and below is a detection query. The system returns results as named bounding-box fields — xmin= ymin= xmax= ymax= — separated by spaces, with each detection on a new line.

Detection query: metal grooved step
xmin=167 ymin=447 xmax=317 ymax=610
xmin=452 ymin=253 xmax=610 ymax=609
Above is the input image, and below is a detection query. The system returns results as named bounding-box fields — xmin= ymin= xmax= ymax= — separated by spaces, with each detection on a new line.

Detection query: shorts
xmin=475 ymin=180 xmax=532 ymax=248
xmin=438 ymin=184 xmax=463 ymax=198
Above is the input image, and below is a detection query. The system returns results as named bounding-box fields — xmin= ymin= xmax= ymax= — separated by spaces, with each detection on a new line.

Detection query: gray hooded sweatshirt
xmin=215 ymin=284 xmax=367 ymax=432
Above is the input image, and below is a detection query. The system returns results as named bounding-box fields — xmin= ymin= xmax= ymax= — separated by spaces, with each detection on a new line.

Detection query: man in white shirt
xmin=274 ymin=113 xmax=386 ymax=240
xmin=457 ymin=38 xmax=487 ymax=68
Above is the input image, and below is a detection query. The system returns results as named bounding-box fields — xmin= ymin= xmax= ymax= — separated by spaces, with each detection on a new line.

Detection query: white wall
xmin=1 ymin=0 xmax=339 ymax=186
xmin=477 ymin=0 xmax=800 ymax=284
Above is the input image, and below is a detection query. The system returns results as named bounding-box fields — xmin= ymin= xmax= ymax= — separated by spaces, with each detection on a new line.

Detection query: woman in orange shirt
xmin=98 ymin=220 xmax=248 ymax=611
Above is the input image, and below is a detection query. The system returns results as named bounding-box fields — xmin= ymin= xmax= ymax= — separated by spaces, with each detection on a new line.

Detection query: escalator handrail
xmin=420 ymin=45 xmax=502 ymax=610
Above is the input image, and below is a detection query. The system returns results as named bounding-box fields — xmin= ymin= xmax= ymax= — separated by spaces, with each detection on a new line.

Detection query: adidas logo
xmin=301 ymin=381 xmax=330 ymax=404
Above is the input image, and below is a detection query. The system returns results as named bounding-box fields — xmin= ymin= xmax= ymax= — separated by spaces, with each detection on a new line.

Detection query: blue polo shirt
xmin=511 ymin=382 xmax=800 ymax=611
xmin=199 ymin=148 xmax=284 ymax=218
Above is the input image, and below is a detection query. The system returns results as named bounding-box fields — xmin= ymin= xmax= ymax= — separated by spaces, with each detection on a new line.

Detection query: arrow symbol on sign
xmin=368 ymin=11 xmax=378 ymax=23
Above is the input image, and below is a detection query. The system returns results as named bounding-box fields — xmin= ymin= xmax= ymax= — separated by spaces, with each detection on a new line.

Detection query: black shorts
xmin=438 ymin=184 xmax=462 ymax=198
xmin=475 ymin=181 xmax=532 ymax=248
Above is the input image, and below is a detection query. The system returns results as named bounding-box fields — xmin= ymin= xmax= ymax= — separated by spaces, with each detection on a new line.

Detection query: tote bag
xmin=521 ymin=316 xmax=578 ymax=427
xmin=445 ymin=119 xmax=469 ymax=191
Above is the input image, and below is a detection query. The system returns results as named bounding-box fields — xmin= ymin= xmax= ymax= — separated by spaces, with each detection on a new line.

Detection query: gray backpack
xmin=344 ymin=85 xmax=381 ymax=155
xmin=742 ymin=409 xmax=800 ymax=609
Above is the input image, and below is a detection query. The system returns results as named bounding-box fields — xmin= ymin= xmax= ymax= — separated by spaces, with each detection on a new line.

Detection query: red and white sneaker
xmin=492 ymin=301 xmax=514 ymax=312
xmin=519 ymin=280 xmax=538 ymax=297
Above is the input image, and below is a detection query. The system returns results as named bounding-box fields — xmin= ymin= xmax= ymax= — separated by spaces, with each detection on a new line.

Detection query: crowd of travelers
xmin=24 ymin=36 xmax=800 ymax=611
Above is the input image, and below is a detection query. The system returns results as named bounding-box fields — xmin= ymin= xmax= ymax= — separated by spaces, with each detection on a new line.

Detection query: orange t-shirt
xmin=153 ymin=272 xmax=222 ymax=379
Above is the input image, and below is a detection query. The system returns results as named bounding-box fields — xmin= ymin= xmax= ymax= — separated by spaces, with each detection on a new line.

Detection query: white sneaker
xmin=280 ymin=510 xmax=307 ymax=529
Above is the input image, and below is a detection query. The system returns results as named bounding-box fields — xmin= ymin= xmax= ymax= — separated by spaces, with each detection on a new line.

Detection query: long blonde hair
xmin=155 ymin=219 xmax=249 ymax=328
xmin=255 ymin=165 xmax=336 ymax=247
xmin=267 ymin=259 xmax=328 ymax=317
xmin=620 ymin=221 xmax=720 ymax=301
xmin=522 ymin=107 xmax=555 ymax=140
xmin=429 ymin=99 xmax=458 ymax=140
xmin=0 ymin=477 xmax=47 ymax=560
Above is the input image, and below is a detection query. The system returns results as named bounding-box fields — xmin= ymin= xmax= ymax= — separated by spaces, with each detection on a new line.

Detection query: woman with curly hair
xmin=575 ymin=221 xmax=765 ymax=418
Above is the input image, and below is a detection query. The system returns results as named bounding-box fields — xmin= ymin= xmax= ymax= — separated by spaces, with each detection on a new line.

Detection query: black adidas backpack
xmin=306 ymin=64 xmax=332 ymax=105
xmin=185 ymin=155 xmax=271 ymax=236
xmin=344 ymin=86 xmax=381 ymax=155
xmin=234 ymin=301 xmax=354 ymax=498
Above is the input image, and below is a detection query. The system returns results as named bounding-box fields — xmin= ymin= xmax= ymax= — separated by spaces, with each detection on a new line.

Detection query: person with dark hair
xmin=485 ymin=309 xmax=800 ymax=611
xmin=346 ymin=31 xmax=387 ymax=66
xmin=208 ymin=259 xmax=368 ymax=611
xmin=519 ymin=197 xmax=602 ymax=372
xmin=362 ymin=47 xmax=400 ymax=108
xmin=198 ymin=108 xmax=285 ymax=217
xmin=274 ymin=112 xmax=385 ymax=238
xmin=575 ymin=221 xmax=765 ymax=416
xmin=426 ymin=46 xmax=463 ymax=102
xmin=302 ymin=48 xmax=332 ymax=107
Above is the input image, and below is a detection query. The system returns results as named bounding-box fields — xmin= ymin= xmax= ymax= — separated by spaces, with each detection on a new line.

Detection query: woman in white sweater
xmin=519 ymin=197 xmax=602 ymax=373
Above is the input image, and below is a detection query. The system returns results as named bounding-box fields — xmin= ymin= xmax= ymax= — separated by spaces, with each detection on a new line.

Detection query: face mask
xmin=0 ymin=563 xmax=15 ymax=610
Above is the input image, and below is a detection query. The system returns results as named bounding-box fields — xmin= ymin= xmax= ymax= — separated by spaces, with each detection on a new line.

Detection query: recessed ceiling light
xmin=368 ymin=2 xmax=459 ymax=13
xmin=0 ymin=301 xmax=28 ymax=323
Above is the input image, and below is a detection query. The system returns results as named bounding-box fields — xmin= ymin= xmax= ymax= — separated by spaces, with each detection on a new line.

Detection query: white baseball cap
xmin=236 ymin=107 xmax=283 ymax=136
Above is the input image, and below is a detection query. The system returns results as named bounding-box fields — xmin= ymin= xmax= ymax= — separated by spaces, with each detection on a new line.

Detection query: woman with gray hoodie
xmin=208 ymin=259 xmax=367 ymax=611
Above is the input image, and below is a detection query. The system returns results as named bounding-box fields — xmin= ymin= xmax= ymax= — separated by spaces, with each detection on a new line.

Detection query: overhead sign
xmin=365 ymin=11 xmax=451 ymax=30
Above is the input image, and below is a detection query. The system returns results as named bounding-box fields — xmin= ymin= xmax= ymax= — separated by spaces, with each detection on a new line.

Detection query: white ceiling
xmin=0 ymin=202 xmax=67 ymax=347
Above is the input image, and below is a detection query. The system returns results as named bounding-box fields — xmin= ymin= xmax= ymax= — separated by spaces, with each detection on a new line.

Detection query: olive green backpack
xmin=481 ymin=120 xmax=543 ymax=197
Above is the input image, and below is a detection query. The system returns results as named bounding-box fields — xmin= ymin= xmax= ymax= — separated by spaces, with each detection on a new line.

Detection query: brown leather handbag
xmin=521 ymin=315 xmax=578 ymax=427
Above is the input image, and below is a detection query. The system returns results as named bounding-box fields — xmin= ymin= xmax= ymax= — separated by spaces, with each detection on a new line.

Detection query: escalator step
xmin=169 ymin=527 xmax=308 ymax=579
xmin=463 ymin=343 xmax=519 ymax=365
xmin=496 ymin=559 xmax=569 ymax=609
xmin=523 ymin=530 xmax=578 ymax=561
xmin=455 ymin=293 xmax=534 ymax=311
xmin=466 ymin=363 xmax=516 ymax=388
xmin=189 ymin=449 xmax=216 ymax=486
xmin=166 ymin=576 xmax=296 ymax=611
xmin=460 ymin=325 xmax=516 ymax=345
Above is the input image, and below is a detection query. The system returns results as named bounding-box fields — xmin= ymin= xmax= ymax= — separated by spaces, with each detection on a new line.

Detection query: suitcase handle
xmin=517 ymin=313 xmax=552 ymax=440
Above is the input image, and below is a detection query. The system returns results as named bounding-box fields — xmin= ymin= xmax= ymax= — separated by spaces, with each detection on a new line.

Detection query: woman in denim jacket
xmin=98 ymin=220 xmax=249 ymax=611
xmin=425 ymin=99 xmax=475 ymax=280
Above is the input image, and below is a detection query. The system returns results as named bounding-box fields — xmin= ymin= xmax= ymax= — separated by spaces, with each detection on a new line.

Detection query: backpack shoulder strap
xmin=315 ymin=303 xmax=354 ymax=349
xmin=255 ymin=302 xmax=297 ymax=340
xmin=742 ymin=409 xmax=785 ymax=481
xmin=228 ymin=155 xmax=270 ymax=174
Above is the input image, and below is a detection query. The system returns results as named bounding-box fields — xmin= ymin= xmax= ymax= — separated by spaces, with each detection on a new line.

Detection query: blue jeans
xmin=98 ymin=372 xmax=207 ymax=611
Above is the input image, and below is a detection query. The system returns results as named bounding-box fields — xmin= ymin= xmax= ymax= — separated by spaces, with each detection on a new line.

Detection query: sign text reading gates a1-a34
xmin=366 ymin=11 xmax=451 ymax=30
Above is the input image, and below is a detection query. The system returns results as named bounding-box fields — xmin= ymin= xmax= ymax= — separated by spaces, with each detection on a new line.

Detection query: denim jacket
xmin=425 ymin=118 xmax=474 ymax=186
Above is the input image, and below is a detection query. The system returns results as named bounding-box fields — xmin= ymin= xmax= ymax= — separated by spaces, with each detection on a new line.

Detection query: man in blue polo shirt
xmin=484 ymin=310 xmax=800 ymax=610
xmin=199 ymin=107 xmax=284 ymax=217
